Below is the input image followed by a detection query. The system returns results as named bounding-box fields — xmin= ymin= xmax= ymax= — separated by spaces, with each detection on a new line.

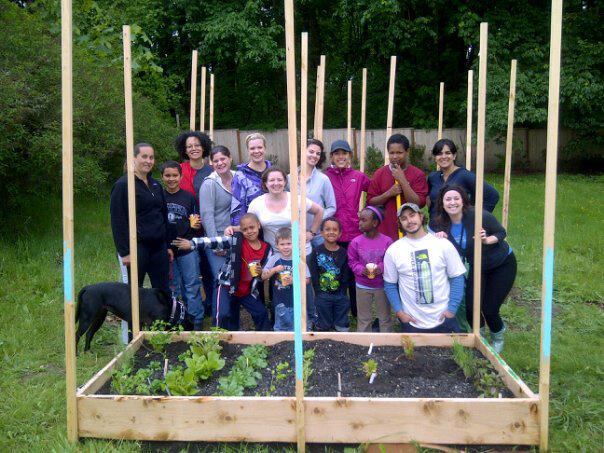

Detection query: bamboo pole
xmin=283 ymin=1 xmax=305 ymax=451
xmin=540 ymin=1 xmax=563 ymax=450
xmin=209 ymin=73 xmax=215 ymax=141
xmin=189 ymin=50 xmax=198 ymax=130
xmin=384 ymin=56 xmax=396 ymax=165
xmin=358 ymin=68 xmax=367 ymax=210
xmin=472 ymin=23 xmax=488 ymax=338
xmin=123 ymin=26 xmax=140 ymax=337
xmin=347 ymin=79 xmax=352 ymax=145
xmin=466 ymin=70 xmax=474 ymax=170
xmin=501 ymin=60 xmax=517 ymax=231
xmin=300 ymin=32 xmax=308 ymax=332
xmin=438 ymin=82 xmax=445 ymax=139
xmin=200 ymin=66 xmax=207 ymax=132
xmin=61 ymin=0 xmax=78 ymax=442
xmin=315 ymin=56 xmax=326 ymax=141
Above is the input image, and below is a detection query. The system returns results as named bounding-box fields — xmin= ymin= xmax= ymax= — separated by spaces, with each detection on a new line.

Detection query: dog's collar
xmin=169 ymin=297 xmax=186 ymax=325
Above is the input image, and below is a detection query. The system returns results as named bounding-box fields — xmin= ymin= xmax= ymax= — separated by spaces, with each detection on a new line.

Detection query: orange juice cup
xmin=248 ymin=260 xmax=260 ymax=277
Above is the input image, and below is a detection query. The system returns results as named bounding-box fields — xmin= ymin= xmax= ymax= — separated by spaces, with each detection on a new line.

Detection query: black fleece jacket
xmin=110 ymin=174 xmax=169 ymax=257
xmin=433 ymin=207 xmax=511 ymax=272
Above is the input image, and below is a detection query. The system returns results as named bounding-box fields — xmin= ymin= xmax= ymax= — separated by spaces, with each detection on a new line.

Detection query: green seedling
xmin=218 ymin=344 xmax=269 ymax=396
xmin=165 ymin=367 xmax=198 ymax=396
xmin=452 ymin=340 xmax=506 ymax=397
xmin=184 ymin=350 xmax=225 ymax=381
xmin=111 ymin=360 xmax=164 ymax=395
xmin=362 ymin=359 xmax=378 ymax=378
xmin=303 ymin=348 xmax=315 ymax=390
xmin=401 ymin=336 xmax=415 ymax=360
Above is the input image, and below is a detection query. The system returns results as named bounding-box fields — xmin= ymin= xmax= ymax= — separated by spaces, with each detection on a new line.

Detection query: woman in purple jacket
xmin=325 ymin=139 xmax=370 ymax=317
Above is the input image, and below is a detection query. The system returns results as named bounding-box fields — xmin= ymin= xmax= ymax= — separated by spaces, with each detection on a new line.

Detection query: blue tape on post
xmin=63 ymin=242 xmax=73 ymax=304
xmin=291 ymin=221 xmax=304 ymax=381
xmin=543 ymin=247 xmax=554 ymax=358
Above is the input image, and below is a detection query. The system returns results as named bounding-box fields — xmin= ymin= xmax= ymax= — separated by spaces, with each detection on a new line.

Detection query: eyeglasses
xmin=186 ymin=144 xmax=203 ymax=150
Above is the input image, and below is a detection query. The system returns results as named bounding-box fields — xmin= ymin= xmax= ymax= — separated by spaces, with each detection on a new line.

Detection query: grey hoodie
xmin=199 ymin=171 xmax=235 ymax=237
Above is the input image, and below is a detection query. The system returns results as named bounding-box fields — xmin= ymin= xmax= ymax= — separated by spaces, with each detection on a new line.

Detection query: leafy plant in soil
xmin=111 ymin=360 xmax=164 ymax=395
xmin=362 ymin=359 xmax=378 ymax=378
xmin=452 ymin=341 xmax=507 ymax=397
xmin=267 ymin=361 xmax=292 ymax=395
xmin=184 ymin=350 xmax=225 ymax=381
xmin=218 ymin=345 xmax=268 ymax=396
xmin=165 ymin=367 xmax=198 ymax=396
xmin=401 ymin=336 xmax=414 ymax=360
xmin=146 ymin=320 xmax=182 ymax=355
xmin=303 ymin=348 xmax=315 ymax=390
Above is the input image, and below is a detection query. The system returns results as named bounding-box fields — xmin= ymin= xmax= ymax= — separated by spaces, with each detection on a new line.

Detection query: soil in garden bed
xmin=98 ymin=339 xmax=513 ymax=398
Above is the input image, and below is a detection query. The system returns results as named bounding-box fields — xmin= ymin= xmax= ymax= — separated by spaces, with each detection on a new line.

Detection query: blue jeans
xmin=274 ymin=303 xmax=294 ymax=331
xmin=170 ymin=252 xmax=204 ymax=328
xmin=205 ymin=248 xmax=227 ymax=277
xmin=315 ymin=292 xmax=350 ymax=332
xmin=399 ymin=317 xmax=461 ymax=333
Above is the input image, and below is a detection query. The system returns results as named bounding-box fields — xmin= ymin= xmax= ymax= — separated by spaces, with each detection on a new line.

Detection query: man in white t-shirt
xmin=383 ymin=203 xmax=466 ymax=333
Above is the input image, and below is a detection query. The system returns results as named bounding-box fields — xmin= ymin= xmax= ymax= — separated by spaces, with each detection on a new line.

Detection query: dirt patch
xmin=98 ymin=339 xmax=512 ymax=399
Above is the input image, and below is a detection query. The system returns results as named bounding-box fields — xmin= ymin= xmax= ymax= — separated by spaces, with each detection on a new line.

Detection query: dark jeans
xmin=198 ymin=248 xmax=215 ymax=315
xmin=399 ymin=317 xmax=461 ymax=333
xmin=337 ymin=241 xmax=357 ymax=317
xmin=315 ymin=292 xmax=350 ymax=331
xmin=466 ymin=252 xmax=517 ymax=332
xmin=128 ymin=241 xmax=170 ymax=293
xmin=214 ymin=284 xmax=271 ymax=331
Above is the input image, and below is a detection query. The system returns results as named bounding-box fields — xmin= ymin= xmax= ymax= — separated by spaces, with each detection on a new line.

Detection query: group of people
xmin=110 ymin=130 xmax=515 ymax=353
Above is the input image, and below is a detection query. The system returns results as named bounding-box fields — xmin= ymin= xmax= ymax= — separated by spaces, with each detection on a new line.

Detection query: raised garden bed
xmin=77 ymin=332 xmax=539 ymax=446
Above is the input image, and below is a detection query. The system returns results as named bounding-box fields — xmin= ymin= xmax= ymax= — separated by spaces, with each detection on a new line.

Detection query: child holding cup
xmin=172 ymin=213 xmax=271 ymax=331
xmin=347 ymin=207 xmax=394 ymax=332
xmin=262 ymin=228 xmax=311 ymax=331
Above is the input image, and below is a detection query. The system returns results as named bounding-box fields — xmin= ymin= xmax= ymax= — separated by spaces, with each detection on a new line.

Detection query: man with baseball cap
xmin=325 ymin=139 xmax=370 ymax=317
xmin=382 ymin=202 xmax=466 ymax=333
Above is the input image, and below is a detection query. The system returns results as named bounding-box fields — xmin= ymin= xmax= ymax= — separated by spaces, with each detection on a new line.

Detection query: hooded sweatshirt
xmin=230 ymin=161 xmax=272 ymax=225
xmin=199 ymin=170 xmax=235 ymax=237
xmin=324 ymin=166 xmax=370 ymax=242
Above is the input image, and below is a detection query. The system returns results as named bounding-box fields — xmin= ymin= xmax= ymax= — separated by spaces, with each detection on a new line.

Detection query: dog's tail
xmin=75 ymin=287 xmax=86 ymax=324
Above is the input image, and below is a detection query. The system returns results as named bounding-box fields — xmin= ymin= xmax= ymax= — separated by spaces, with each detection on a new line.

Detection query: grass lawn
xmin=0 ymin=174 xmax=602 ymax=452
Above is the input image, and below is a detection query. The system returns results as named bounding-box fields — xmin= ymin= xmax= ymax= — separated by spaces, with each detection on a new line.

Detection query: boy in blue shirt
xmin=262 ymin=228 xmax=310 ymax=331
xmin=161 ymin=161 xmax=204 ymax=330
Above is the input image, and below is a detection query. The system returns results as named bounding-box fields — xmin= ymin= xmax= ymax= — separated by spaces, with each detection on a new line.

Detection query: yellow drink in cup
xmin=248 ymin=260 xmax=261 ymax=278
xmin=279 ymin=270 xmax=292 ymax=286
xmin=366 ymin=263 xmax=377 ymax=279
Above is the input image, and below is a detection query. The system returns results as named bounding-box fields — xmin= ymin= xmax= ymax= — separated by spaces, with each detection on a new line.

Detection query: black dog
xmin=76 ymin=282 xmax=186 ymax=351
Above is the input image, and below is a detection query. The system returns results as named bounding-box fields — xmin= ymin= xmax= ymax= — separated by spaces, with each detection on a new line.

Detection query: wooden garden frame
xmin=61 ymin=0 xmax=562 ymax=450
xmin=75 ymin=331 xmax=539 ymax=445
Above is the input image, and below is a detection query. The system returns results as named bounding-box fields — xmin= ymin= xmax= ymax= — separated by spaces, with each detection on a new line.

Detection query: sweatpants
xmin=465 ymin=252 xmax=517 ymax=333
xmin=356 ymin=287 xmax=393 ymax=332
xmin=214 ymin=284 xmax=271 ymax=331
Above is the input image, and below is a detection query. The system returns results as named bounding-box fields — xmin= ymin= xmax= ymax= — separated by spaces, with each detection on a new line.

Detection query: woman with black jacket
xmin=110 ymin=143 xmax=172 ymax=294
xmin=432 ymin=185 xmax=516 ymax=353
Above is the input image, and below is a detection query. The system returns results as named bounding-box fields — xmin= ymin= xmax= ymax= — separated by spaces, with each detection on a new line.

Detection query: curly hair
xmin=174 ymin=131 xmax=212 ymax=162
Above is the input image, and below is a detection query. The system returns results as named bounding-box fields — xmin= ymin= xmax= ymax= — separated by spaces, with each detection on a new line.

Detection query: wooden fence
xmin=212 ymin=128 xmax=575 ymax=172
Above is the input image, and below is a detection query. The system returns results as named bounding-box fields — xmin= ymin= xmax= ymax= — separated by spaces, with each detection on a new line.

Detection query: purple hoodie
xmin=325 ymin=166 xmax=370 ymax=242
xmin=230 ymin=161 xmax=272 ymax=226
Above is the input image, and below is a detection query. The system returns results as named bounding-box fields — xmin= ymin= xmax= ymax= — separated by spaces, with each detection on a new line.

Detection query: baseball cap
xmin=397 ymin=202 xmax=421 ymax=217
xmin=330 ymin=139 xmax=352 ymax=154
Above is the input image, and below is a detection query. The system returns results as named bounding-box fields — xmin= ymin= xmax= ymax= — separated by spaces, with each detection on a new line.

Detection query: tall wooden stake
xmin=347 ymin=79 xmax=352 ymax=145
xmin=123 ymin=25 xmax=140 ymax=337
xmin=502 ymin=59 xmax=517 ymax=231
xmin=472 ymin=23 xmax=488 ymax=337
xmin=314 ymin=56 xmax=326 ymax=141
xmin=540 ymin=1 xmax=562 ymax=450
xmin=466 ymin=70 xmax=474 ymax=170
xmin=189 ymin=50 xmax=198 ymax=130
xmin=313 ymin=65 xmax=322 ymax=138
xmin=61 ymin=0 xmax=78 ymax=442
xmin=359 ymin=68 xmax=367 ymax=210
xmin=284 ymin=1 xmax=305 ymax=451
xmin=300 ymin=32 xmax=308 ymax=332
xmin=200 ymin=66 xmax=207 ymax=132
xmin=384 ymin=56 xmax=396 ymax=165
xmin=438 ymin=82 xmax=445 ymax=139
xmin=209 ymin=73 xmax=215 ymax=141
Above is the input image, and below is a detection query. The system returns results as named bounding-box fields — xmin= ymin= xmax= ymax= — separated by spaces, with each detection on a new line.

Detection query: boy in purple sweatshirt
xmin=347 ymin=207 xmax=394 ymax=332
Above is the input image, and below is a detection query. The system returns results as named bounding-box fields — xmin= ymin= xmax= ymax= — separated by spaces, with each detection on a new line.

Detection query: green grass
xmin=0 ymin=175 xmax=602 ymax=452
